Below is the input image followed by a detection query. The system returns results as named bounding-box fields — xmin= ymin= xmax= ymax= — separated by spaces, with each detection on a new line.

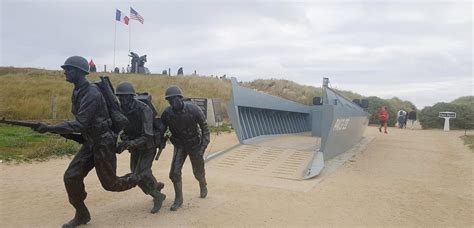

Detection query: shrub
xmin=419 ymin=102 xmax=474 ymax=130
xmin=451 ymin=96 xmax=474 ymax=106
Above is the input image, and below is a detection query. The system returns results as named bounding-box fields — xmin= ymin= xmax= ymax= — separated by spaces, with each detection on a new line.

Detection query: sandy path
xmin=0 ymin=127 xmax=472 ymax=227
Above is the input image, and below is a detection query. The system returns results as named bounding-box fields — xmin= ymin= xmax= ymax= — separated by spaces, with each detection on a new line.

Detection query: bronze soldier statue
xmin=161 ymin=85 xmax=210 ymax=211
xmin=129 ymin=52 xmax=139 ymax=73
xmin=115 ymin=82 xmax=166 ymax=214
xmin=36 ymin=56 xmax=138 ymax=228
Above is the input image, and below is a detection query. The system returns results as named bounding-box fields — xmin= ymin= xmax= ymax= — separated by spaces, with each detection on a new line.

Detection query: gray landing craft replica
xmin=205 ymin=77 xmax=370 ymax=179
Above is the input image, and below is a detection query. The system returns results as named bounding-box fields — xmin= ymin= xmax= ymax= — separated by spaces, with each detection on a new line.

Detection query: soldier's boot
xmin=150 ymin=182 xmax=166 ymax=214
xmin=62 ymin=202 xmax=91 ymax=228
xmin=199 ymin=179 xmax=207 ymax=198
xmin=170 ymin=181 xmax=183 ymax=211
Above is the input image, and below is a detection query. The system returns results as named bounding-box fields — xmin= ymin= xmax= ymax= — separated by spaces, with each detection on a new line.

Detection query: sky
xmin=1 ymin=0 xmax=472 ymax=108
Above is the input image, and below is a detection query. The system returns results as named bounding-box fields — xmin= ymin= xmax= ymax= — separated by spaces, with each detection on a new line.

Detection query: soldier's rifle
xmin=0 ymin=117 xmax=84 ymax=144
xmin=116 ymin=136 xmax=167 ymax=157
xmin=154 ymin=135 xmax=168 ymax=161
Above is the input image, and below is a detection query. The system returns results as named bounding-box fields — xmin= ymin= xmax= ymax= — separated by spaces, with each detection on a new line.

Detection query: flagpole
xmin=129 ymin=21 xmax=131 ymax=53
xmin=113 ymin=19 xmax=117 ymax=71
xmin=129 ymin=19 xmax=132 ymax=72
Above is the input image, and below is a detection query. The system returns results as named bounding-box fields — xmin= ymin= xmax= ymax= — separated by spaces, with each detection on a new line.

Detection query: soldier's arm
xmin=194 ymin=105 xmax=210 ymax=149
xmin=49 ymin=89 xmax=100 ymax=134
xmin=161 ymin=109 xmax=170 ymax=133
xmin=129 ymin=105 xmax=154 ymax=148
xmin=157 ymin=110 xmax=170 ymax=149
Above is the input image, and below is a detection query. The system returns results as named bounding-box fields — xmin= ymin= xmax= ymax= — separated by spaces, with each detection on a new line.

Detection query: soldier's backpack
xmin=136 ymin=92 xmax=165 ymax=148
xmin=136 ymin=92 xmax=158 ymax=116
xmin=93 ymin=76 xmax=129 ymax=133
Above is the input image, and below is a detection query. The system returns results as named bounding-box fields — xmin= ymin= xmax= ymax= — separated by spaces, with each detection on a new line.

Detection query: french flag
xmin=115 ymin=9 xmax=129 ymax=25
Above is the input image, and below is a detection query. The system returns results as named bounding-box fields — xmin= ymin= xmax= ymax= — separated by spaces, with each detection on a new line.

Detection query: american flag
xmin=130 ymin=7 xmax=144 ymax=24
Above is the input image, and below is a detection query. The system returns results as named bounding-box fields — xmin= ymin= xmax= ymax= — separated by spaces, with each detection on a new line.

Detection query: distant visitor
xmin=378 ymin=106 xmax=389 ymax=134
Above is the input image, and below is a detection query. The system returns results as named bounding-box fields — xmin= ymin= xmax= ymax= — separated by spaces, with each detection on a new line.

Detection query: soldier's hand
xmin=122 ymin=141 xmax=131 ymax=148
xmin=36 ymin=123 xmax=50 ymax=133
xmin=120 ymin=133 xmax=129 ymax=141
xmin=119 ymin=140 xmax=138 ymax=152
xmin=116 ymin=142 xmax=126 ymax=154
xmin=128 ymin=140 xmax=139 ymax=150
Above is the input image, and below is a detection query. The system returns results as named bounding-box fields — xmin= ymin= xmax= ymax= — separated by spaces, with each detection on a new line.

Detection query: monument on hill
xmin=129 ymin=52 xmax=150 ymax=74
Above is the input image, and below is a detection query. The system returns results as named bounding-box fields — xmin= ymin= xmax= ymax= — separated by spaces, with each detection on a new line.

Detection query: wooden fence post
xmin=51 ymin=96 xmax=58 ymax=119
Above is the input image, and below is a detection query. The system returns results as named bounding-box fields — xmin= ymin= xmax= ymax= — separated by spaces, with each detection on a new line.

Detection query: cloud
xmin=1 ymin=0 xmax=472 ymax=108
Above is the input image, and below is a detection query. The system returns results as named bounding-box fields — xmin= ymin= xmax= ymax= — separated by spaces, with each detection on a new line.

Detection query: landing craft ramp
xmin=207 ymin=133 xmax=320 ymax=180
xmin=207 ymin=77 xmax=369 ymax=179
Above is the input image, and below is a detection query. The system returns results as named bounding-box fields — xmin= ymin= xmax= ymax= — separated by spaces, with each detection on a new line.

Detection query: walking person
xmin=407 ymin=107 xmax=417 ymax=129
xmin=36 ymin=56 xmax=138 ymax=228
xmin=160 ymin=85 xmax=210 ymax=211
xmin=404 ymin=110 xmax=408 ymax=128
xmin=115 ymin=82 xmax=167 ymax=214
xmin=397 ymin=109 xmax=407 ymax=129
xmin=88 ymin=59 xmax=96 ymax=72
xmin=378 ymin=106 xmax=389 ymax=134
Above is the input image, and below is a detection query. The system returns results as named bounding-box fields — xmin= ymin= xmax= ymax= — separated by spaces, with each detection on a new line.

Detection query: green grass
xmin=209 ymin=122 xmax=233 ymax=133
xmin=0 ymin=124 xmax=79 ymax=162
xmin=460 ymin=135 xmax=474 ymax=152
xmin=0 ymin=125 xmax=48 ymax=147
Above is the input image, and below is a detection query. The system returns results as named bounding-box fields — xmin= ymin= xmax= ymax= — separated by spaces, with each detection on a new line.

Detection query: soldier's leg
xmin=189 ymin=149 xmax=207 ymax=198
xmin=116 ymin=149 xmax=140 ymax=182
xmin=93 ymin=133 xmax=137 ymax=191
xmin=134 ymin=148 xmax=166 ymax=214
xmin=169 ymin=146 xmax=187 ymax=211
xmin=62 ymin=144 xmax=94 ymax=228
xmin=130 ymin=150 xmax=139 ymax=174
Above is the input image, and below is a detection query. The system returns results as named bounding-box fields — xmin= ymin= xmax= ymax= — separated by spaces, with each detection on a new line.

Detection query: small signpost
xmin=439 ymin=112 xmax=456 ymax=131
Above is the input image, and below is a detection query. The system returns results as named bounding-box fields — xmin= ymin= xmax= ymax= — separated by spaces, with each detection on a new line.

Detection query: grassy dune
xmin=0 ymin=67 xmax=363 ymax=120
xmin=246 ymin=79 xmax=363 ymax=105
xmin=0 ymin=67 xmax=231 ymax=120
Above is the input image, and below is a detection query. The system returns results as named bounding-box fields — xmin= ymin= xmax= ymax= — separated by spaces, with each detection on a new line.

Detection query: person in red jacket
xmin=378 ymin=106 xmax=389 ymax=134
xmin=89 ymin=59 xmax=96 ymax=72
